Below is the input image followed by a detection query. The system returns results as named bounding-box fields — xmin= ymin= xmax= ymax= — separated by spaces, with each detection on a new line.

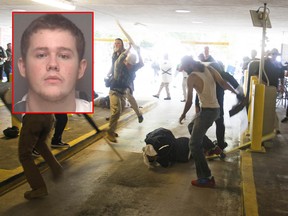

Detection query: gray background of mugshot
xmin=13 ymin=12 xmax=93 ymax=105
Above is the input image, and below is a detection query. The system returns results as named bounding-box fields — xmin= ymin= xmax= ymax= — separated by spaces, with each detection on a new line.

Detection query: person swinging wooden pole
xmin=116 ymin=19 xmax=138 ymax=50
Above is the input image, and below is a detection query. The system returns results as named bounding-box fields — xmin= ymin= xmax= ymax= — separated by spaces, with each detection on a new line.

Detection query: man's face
xmin=18 ymin=29 xmax=87 ymax=102
xmin=113 ymin=39 xmax=123 ymax=53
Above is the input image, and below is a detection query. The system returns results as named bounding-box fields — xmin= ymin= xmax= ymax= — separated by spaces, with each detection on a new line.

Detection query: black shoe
xmin=51 ymin=142 xmax=70 ymax=148
xmin=191 ymin=176 xmax=215 ymax=188
xmin=32 ymin=148 xmax=40 ymax=157
xmin=217 ymin=142 xmax=228 ymax=150
xmin=138 ymin=115 xmax=144 ymax=123
xmin=206 ymin=146 xmax=222 ymax=156
xmin=153 ymin=95 xmax=159 ymax=98
xmin=181 ymin=99 xmax=186 ymax=102
xmin=281 ymin=117 xmax=288 ymax=123
xmin=164 ymin=97 xmax=171 ymax=100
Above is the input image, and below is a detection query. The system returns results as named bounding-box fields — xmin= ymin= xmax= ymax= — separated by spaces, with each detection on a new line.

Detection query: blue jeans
xmin=189 ymin=108 xmax=220 ymax=179
xmin=196 ymin=88 xmax=225 ymax=148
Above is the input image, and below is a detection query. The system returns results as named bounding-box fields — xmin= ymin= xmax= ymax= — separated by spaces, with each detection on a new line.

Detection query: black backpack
xmin=144 ymin=128 xmax=191 ymax=167
xmin=3 ymin=126 xmax=19 ymax=138
xmin=144 ymin=128 xmax=177 ymax=167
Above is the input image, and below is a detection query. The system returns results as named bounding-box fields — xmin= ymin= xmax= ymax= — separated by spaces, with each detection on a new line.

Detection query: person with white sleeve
xmin=153 ymin=54 xmax=173 ymax=100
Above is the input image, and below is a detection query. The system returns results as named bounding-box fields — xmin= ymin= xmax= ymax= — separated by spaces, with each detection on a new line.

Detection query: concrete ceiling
xmin=1 ymin=0 xmax=288 ymax=35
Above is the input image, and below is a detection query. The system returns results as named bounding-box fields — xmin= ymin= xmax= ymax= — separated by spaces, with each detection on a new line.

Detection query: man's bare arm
xmin=179 ymin=75 xmax=194 ymax=124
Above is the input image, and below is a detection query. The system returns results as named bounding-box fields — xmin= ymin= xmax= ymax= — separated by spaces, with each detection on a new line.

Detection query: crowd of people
xmin=1 ymin=11 xmax=288 ymax=200
xmin=0 ymin=43 xmax=12 ymax=82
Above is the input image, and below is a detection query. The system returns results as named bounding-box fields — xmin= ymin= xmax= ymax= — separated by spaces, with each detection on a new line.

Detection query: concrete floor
xmin=1 ymin=89 xmax=288 ymax=216
xmin=0 ymin=93 xmax=244 ymax=216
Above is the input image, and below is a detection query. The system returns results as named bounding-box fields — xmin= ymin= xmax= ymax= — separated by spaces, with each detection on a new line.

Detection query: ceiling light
xmin=192 ymin=21 xmax=203 ymax=24
xmin=175 ymin=9 xmax=191 ymax=13
xmin=32 ymin=0 xmax=76 ymax=10
xmin=134 ymin=22 xmax=147 ymax=27
xmin=12 ymin=9 xmax=27 ymax=12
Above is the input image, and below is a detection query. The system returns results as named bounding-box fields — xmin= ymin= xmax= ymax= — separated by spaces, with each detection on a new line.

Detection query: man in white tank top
xmin=179 ymin=56 xmax=238 ymax=188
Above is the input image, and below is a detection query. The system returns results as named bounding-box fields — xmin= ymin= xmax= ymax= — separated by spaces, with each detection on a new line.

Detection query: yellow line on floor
xmin=241 ymin=151 xmax=259 ymax=216
xmin=0 ymin=167 xmax=23 ymax=182
xmin=0 ymin=101 xmax=156 ymax=184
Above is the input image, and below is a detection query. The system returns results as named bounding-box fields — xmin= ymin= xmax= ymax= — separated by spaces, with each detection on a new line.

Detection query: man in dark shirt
xmin=4 ymin=43 xmax=12 ymax=82
xmin=106 ymin=43 xmax=144 ymax=142
xmin=197 ymin=54 xmax=244 ymax=151
xmin=202 ymin=46 xmax=215 ymax=62
xmin=263 ymin=48 xmax=285 ymax=88
xmin=0 ymin=45 xmax=7 ymax=81
xmin=245 ymin=48 xmax=285 ymax=133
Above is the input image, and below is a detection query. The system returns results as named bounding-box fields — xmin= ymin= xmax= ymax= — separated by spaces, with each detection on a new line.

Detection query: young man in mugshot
xmin=14 ymin=13 xmax=92 ymax=112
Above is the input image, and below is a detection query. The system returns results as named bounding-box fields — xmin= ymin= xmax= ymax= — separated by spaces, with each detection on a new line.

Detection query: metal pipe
xmin=259 ymin=3 xmax=267 ymax=84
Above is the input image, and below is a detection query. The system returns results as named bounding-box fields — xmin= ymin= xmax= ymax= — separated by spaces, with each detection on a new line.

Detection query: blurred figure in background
xmin=0 ymin=45 xmax=7 ymax=82
xmin=153 ymin=54 xmax=173 ymax=100
xmin=4 ymin=43 xmax=12 ymax=82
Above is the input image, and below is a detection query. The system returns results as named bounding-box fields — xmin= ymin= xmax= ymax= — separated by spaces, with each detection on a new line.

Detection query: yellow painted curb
xmin=0 ymin=100 xmax=157 ymax=196
xmin=241 ymin=151 xmax=259 ymax=216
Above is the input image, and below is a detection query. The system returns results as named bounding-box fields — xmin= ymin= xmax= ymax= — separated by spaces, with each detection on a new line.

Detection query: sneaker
xmin=32 ymin=148 xmax=40 ymax=157
xmin=51 ymin=142 xmax=70 ymax=148
xmin=106 ymin=132 xmax=117 ymax=143
xmin=191 ymin=176 xmax=215 ymax=188
xmin=24 ymin=187 xmax=48 ymax=200
xmin=206 ymin=146 xmax=222 ymax=156
xmin=164 ymin=97 xmax=171 ymax=100
xmin=113 ymin=132 xmax=119 ymax=137
xmin=281 ymin=117 xmax=288 ymax=123
xmin=152 ymin=95 xmax=159 ymax=98
xmin=181 ymin=99 xmax=186 ymax=102
xmin=217 ymin=142 xmax=228 ymax=150
xmin=138 ymin=115 xmax=144 ymax=123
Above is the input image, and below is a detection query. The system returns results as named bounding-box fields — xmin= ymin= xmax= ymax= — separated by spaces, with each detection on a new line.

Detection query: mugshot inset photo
xmin=12 ymin=12 xmax=94 ymax=113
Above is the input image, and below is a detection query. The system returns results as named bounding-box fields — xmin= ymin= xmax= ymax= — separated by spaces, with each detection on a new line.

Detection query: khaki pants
xmin=108 ymin=90 xmax=126 ymax=134
xmin=124 ymin=88 xmax=142 ymax=117
xmin=18 ymin=114 xmax=62 ymax=190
